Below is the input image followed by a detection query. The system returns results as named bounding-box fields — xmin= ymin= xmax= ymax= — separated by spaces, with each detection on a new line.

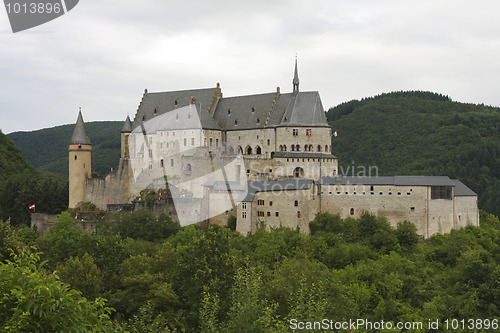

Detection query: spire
xmin=293 ymin=55 xmax=299 ymax=94
xmin=121 ymin=115 xmax=133 ymax=133
xmin=69 ymin=110 xmax=91 ymax=145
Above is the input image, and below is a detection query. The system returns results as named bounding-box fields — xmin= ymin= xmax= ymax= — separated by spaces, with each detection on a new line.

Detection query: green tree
xmin=0 ymin=247 xmax=115 ymax=332
xmin=56 ymin=253 xmax=103 ymax=301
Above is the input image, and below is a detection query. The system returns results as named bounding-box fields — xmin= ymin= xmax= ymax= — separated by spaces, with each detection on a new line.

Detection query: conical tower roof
xmin=69 ymin=111 xmax=91 ymax=145
xmin=121 ymin=115 xmax=133 ymax=133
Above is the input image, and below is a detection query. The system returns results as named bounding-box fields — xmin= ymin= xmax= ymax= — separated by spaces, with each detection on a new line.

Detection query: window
xmin=291 ymin=145 xmax=295 ymax=151
xmin=267 ymin=212 xmax=271 ymax=217
xmin=294 ymin=200 xmax=299 ymax=207
xmin=74 ymin=155 xmax=77 ymax=160
xmin=209 ymin=138 xmax=213 ymax=147
xmin=191 ymin=138 xmax=195 ymax=146
xmin=317 ymin=145 xmax=322 ymax=152
xmin=269 ymin=201 xmax=273 ymax=206
xmin=296 ymin=145 xmax=300 ymax=151
xmin=184 ymin=138 xmax=187 ymax=146
xmin=256 ymin=146 xmax=262 ymax=154
xmin=292 ymin=129 xmax=298 ymax=136
xmin=149 ymin=149 xmax=153 ymax=158
xmin=257 ymin=211 xmax=265 ymax=217
xmin=325 ymin=145 xmax=329 ymax=152
xmin=216 ymin=139 xmax=219 ymax=147
xmin=350 ymin=208 xmax=355 ymax=215
xmin=160 ymin=159 xmax=164 ymax=167
xmin=275 ymin=212 xmax=279 ymax=217
xmin=267 ymin=139 xmax=270 ymax=145
xmin=410 ymin=207 xmax=415 ymax=211
xmin=242 ymin=211 xmax=247 ymax=219
xmin=370 ymin=186 xmax=374 ymax=191
xmin=297 ymin=211 xmax=301 ymax=218
xmin=171 ymin=159 xmax=174 ymax=167
xmin=242 ymin=202 xmax=247 ymax=209
xmin=257 ymin=199 xmax=265 ymax=205
xmin=431 ymin=186 xmax=452 ymax=200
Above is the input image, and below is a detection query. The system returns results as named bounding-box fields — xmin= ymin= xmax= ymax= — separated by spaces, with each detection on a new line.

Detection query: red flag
xmin=28 ymin=204 xmax=35 ymax=210
xmin=159 ymin=192 xmax=162 ymax=200
xmin=78 ymin=143 xmax=81 ymax=148
xmin=75 ymin=213 xmax=78 ymax=220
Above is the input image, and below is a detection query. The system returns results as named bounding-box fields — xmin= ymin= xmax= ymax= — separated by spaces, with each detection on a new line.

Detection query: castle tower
xmin=292 ymin=56 xmax=300 ymax=94
xmin=121 ymin=115 xmax=133 ymax=159
xmin=68 ymin=110 xmax=91 ymax=208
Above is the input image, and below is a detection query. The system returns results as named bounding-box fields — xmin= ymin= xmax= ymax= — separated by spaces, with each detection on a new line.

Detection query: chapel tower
xmin=68 ymin=110 xmax=91 ymax=208
xmin=292 ymin=56 xmax=300 ymax=94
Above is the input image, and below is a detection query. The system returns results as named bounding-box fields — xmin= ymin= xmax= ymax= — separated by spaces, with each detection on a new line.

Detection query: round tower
xmin=121 ymin=115 xmax=133 ymax=159
xmin=68 ymin=110 xmax=91 ymax=208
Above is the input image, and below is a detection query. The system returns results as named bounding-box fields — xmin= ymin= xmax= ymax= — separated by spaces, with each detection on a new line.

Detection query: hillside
xmin=8 ymin=121 xmax=123 ymax=176
xmin=0 ymin=130 xmax=33 ymax=180
xmin=0 ymin=130 xmax=67 ymax=225
xmin=327 ymin=91 xmax=500 ymax=216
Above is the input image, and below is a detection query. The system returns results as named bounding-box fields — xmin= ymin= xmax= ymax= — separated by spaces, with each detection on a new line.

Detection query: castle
xmin=68 ymin=60 xmax=479 ymax=238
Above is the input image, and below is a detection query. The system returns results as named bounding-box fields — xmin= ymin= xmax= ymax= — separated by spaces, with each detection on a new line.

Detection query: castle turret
xmin=68 ymin=110 xmax=91 ymax=208
xmin=121 ymin=115 xmax=133 ymax=159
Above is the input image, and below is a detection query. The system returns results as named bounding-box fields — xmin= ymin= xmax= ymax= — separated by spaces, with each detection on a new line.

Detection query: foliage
xmin=0 ymin=130 xmax=33 ymax=181
xmin=1 ymin=206 xmax=499 ymax=331
xmin=0 ymin=247 xmax=115 ymax=332
xmin=327 ymin=91 xmax=500 ymax=216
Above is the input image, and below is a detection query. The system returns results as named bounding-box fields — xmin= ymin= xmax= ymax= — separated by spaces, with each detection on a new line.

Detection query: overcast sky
xmin=1 ymin=0 xmax=500 ymax=134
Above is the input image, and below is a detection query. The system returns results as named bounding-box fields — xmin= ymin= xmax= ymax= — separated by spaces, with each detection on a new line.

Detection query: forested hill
xmin=0 ymin=130 xmax=67 ymax=226
xmin=0 ymin=130 xmax=33 ymax=180
xmin=327 ymin=91 xmax=500 ymax=216
xmin=8 ymin=121 xmax=123 ymax=176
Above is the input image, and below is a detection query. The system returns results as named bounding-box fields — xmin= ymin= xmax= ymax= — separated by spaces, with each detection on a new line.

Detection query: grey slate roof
xmin=213 ymin=92 xmax=277 ymax=130
xmin=316 ymin=176 xmax=456 ymax=186
xmin=239 ymin=179 xmax=314 ymax=202
xmin=278 ymin=92 xmax=328 ymax=127
xmin=211 ymin=91 xmax=329 ymax=130
xmin=273 ymin=152 xmax=337 ymax=159
xmin=121 ymin=115 xmax=133 ymax=133
xmin=133 ymin=87 xmax=218 ymax=129
xmin=203 ymin=181 xmax=247 ymax=192
xmin=451 ymin=179 xmax=477 ymax=196
xmin=69 ymin=111 xmax=91 ymax=145
xmin=131 ymin=104 xmax=221 ymax=135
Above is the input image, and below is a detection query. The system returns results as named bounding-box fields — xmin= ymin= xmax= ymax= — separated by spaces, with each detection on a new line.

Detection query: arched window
xmin=256 ymin=146 xmax=262 ymax=155
xmin=279 ymin=145 xmax=283 ymax=151
xmin=350 ymin=208 xmax=355 ymax=215
xmin=237 ymin=146 xmax=243 ymax=154
xmin=309 ymin=144 xmax=313 ymax=151
xmin=296 ymin=145 xmax=300 ymax=152
xmin=304 ymin=145 xmax=308 ymax=151
xmin=325 ymin=145 xmax=329 ymax=152
xmin=293 ymin=167 xmax=304 ymax=178
xmin=283 ymin=145 xmax=287 ymax=151
xmin=246 ymin=146 xmax=252 ymax=155
xmin=317 ymin=145 xmax=322 ymax=152
xmin=291 ymin=145 xmax=295 ymax=151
